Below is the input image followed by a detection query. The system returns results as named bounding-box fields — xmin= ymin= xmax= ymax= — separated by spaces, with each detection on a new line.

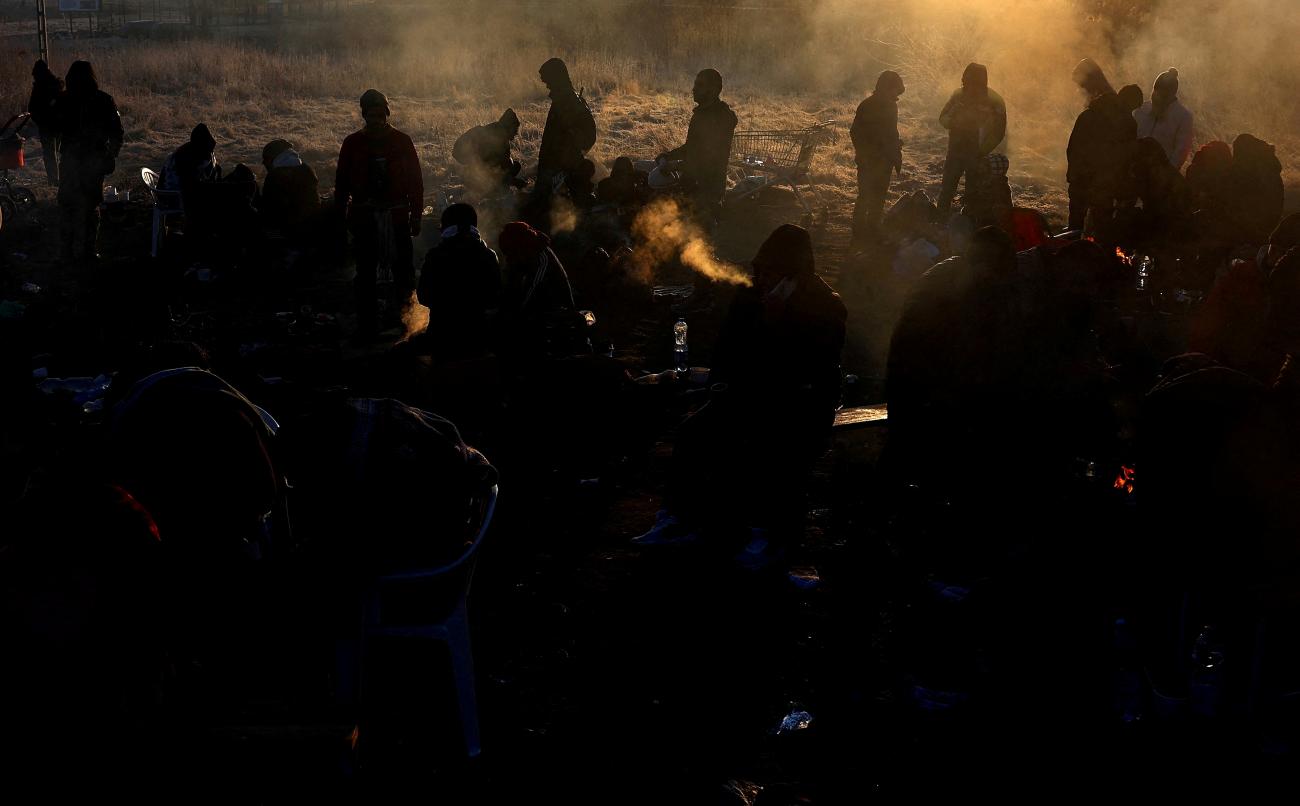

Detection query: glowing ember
xmin=1113 ymin=465 xmax=1135 ymax=494
xmin=1115 ymin=246 xmax=1135 ymax=266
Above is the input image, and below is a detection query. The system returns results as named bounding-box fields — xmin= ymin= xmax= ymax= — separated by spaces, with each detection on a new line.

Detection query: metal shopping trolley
xmin=728 ymin=120 xmax=836 ymax=218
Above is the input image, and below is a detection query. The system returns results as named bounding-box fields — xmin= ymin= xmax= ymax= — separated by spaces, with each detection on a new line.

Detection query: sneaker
xmin=734 ymin=528 xmax=786 ymax=572
xmin=632 ymin=509 xmax=699 ymax=546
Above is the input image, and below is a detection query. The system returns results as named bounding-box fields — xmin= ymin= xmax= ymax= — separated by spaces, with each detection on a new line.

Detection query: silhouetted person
xmin=596 ymin=156 xmax=649 ymax=207
xmin=162 ymin=123 xmax=220 ymax=196
xmin=335 ymin=89 xmax=424 ymax=338
xmin=418 ymin=203 xmax=501 ymax=361
xmin=497 ymin=220 xmax=579 ymax=361
xmin=453 ymin=108 xmax=524 ymax=195
xmin=1115 ymin=84 xmax=1143 ymax=206
xmin=1066 ymin=59 xmax=1131 ymax=235
xmin=659 ymin=68 xmax=737 ymax=230
xmin=937 ymin=63 xmax=1006 ymax=212
xmin=48 ymin=61 xmax=122 ymax=263
xmin=850 ymin=70 xmax=905 ymax=245
xmin=27 ymin=59 xmax=62 ymax=186
xmin=258 ymin=138 xmax=319 ymax=241
xmin=1186 ymin=140 xmax=1233 ymax=215
xmin=1226 ymin=133 xmax=1284 ymax=246
xmin=963 ymin=152 xmax=1013 ymax=233
xmin=1133 ymin=137 xmax=1193 ymax=243
xmin=536 ymin=58 xmax=596 ymax=192
xmin=1134 ymin=68 xmax=1194 ymax=171
xmin=636 ymin=225 xmax=846 ymax=570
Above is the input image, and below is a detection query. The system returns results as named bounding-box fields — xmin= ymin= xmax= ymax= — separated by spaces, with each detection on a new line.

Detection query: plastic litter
xmin=21 ymin=282 xmax=40 ymax=294
xmin=788 ymin=566 xmax=821 ymax=590
xmin=775 ymin=708 xmax=813 ymax=734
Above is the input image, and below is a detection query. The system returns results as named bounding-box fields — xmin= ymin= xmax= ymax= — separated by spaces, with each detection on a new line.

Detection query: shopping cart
xmin=0 ymin=113 xmax=37 ymax=224
xmin=728 ymin=120 xmax=836 ymax=217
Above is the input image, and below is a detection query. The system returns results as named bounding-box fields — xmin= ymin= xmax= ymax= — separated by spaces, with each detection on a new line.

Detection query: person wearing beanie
xmin=48 ymin=60 xmax=122 ymax=263
xmin=452 ymin=108 xmax=525 ymax=195
xmin=635 ymin=224 xmax=846 ymax=571
xmin=1134 ymin=67 xmax=1195 ymax=170
xmin=850 ymin=70 xmax=906 ymax=246
xmin=27 ymin=59 xmax=63 ymax=186
xmin=937 ymin=62 xmax=1007 ymax=212
xmin=334 ymin=89 xmax=424 ymax=338
xmin=658 ymin=68 xmax=737 ymax=231
xmin=416 ymin=203 xmax=502 ymax=360
xmin=1066 ymin=59 xmax=1134 ymax=235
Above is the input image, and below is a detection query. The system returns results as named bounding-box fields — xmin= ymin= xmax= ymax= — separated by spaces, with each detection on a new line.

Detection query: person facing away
xmin=937 ymin=62 xmax=1006 ymax=212
xmin=962 ymin=152 xmax=1013 ymax=233
xmin=335 ymin=89 xmax=424 ymax=338
xmin=27 ymin=59 xmax=63 ymax=186
xmin=258 ymin=138 xmax=319 ymax=240
xmin=1065 ymin=59 xmax=1133 ymax=235
xmin=850 ymin=70 xmax=905 ymax=246
xmin=1134 ymin=68 xmax=1194 ymax=171
xmin=596 ymin=156 xmax=649 ymax=207
xmin=536 ymin=58 xmax=597 ymax=189
xmin=417 ymin=203 xmax=502 ymax=361
xmin=452 ymin=108 xmax=524 ymax=194
xmin=48 ymin=60 xmax=122 ymax=263
xmin=496 ymin=220 xmax=581 ymax=361
xmin=659 ymin=68 xmax=737 ymax=229
xmin=1226 ymin=132 xmax=1284 ymax=246
xmin=162 ymin=123 xmax=220 ymax=201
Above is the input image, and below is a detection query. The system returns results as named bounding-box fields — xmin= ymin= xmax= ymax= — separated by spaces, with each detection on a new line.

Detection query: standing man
xmin=49 ymin=61 xmax=122 ymax=263
xmin=335 ymin=89 xmax=423 ymax=339
xmin=1134 ymin=68 xmax=1194 ymax=171
xmin=659 ymin=68 xmax=737 ymax=231
xmin=1066 ymin=59 xmax=1132 ymax=235
xmin=937 ymin=63 xmax=1006 ymax=214
xmin=850 ymin=70 xmax=905 ymax=246
xmin=28 ymin=59 xmax=63 ymax=187
xmin=535 ymin=58 xmax=596 ymax=196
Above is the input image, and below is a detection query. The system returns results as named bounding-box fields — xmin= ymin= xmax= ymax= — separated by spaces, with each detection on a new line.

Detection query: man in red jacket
xmin=335 ymin=89 xmax=424 ymax=338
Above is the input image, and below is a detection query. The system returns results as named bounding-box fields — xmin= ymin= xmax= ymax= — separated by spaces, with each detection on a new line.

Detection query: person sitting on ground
xmin=453 ymin=108 xmax=525 ymax=195
xmin=496 ymin=220 xmax=583 ymax=362
xmin=1134 ymin=68 xmax=1194 ymax=171
xmin=658 ymin=68 xmax=738 ymax=230
xmin=162 ymin=123 xmax=221 ymax=198
xmin=417 ymin=203 xmax=502 ymax=362
xmin=1226 ymin=132 xmax=1284 ymax=246
xmin=258 ymin=138 xmax=320 ymax=242
xmin=566 ymin=157 xmax=598 ymax=209
xmin=596 ymin=156 xmax=649 ymax=208
xmin=961 ymin=152 xmax=1013 ymax=233
xmin=635 ymin=224 xmax=847 ymax=571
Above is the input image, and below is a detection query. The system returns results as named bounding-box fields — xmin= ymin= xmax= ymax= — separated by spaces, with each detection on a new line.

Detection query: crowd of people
xmin=5 ymin=48 xmax=1300 ymax=784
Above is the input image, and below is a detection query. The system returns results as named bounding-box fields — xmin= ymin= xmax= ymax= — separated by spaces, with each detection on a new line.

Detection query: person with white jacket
xmin=1134 ymin=68 xmax=1194 ymax=171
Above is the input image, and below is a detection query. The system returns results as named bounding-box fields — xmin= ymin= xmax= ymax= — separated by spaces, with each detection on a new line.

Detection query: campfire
xmin=1115 ymin=246 xmax=1135 ymax=267
xmin=1113 ymin=465 xmax=1135 ymax=495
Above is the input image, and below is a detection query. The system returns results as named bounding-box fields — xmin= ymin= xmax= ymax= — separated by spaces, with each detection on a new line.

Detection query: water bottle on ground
xmin=673 ymin=317 xmax=688 ymax=372
xmin=1189 ymin=625 xmax=1225 ymax=718
xmin=1136 ymin=254 xmax=1153 ymax=292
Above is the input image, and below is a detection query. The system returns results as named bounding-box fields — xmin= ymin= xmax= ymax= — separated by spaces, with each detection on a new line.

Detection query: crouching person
xmin=635 ymin=224 xmax=847 ymax=570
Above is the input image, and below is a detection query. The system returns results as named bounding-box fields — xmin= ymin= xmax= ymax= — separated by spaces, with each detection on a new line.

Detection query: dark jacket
xmin=48 ymin=89 xmax=123 ymax=172
xmin=260 ymin=153 xmax=320 ymax=236
xmin=850 ymin=93 xmax=900 ymax=168
xmin=938 ymin=87 xmax=1006 ymax=157
xmin=1066 ymin=90 xmax=1132 ymax=192
xmin=453 ymin=122 xmax=519 ymax=180
xmin=418 ymin=228 xmax=502 ymax=356
xmin=335 ymin=124 xmax=423 ymax=225
xmin=1227 ymin=134 xmax=1284 ymax=245
xmin=537 ymin=87 xmax=594 ymax=179
xmin=665 ymin=98 xmax=738 ymax=200
xmin=28 ymin=67 xmax=63 ymax=129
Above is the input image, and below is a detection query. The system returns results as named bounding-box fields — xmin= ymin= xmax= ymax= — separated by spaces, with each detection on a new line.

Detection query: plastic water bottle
xmin=1189 ymin=625 xmax=1225 ymax=718
xmin=673 ymin=318 xmax=688 ymax=372
xmin=1136 ymin=254 xmax=1153 ymax=292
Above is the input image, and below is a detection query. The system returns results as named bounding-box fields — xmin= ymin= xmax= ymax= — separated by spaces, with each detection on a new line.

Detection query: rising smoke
xmin=628 ymin=198 xmax=752 ymax=286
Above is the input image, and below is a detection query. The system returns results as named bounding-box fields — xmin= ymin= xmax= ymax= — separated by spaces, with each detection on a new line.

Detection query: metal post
xmin=36 ymin=0 xmax=49 ymax=63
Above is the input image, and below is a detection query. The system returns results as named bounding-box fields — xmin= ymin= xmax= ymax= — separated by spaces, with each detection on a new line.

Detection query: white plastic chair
xmin=141 ymin=167 xmax=182 ymax=258
xmin=359 ymin=484 xmax=498 ymax=758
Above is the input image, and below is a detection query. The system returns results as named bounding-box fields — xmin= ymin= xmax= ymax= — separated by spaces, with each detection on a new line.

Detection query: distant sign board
xmin=58 ymin=0 xmax=101 ymax=11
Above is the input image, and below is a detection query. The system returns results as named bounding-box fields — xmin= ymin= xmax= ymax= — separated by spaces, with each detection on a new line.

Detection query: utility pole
xmin=36 ymin=0 xmax=49 ymax=62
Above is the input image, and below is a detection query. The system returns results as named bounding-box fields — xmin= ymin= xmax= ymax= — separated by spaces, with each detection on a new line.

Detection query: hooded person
xmin=937 ymin=63 xmax=1007 ymax=212
xmin=417 ymin=203 xmax=502 ymax=361
xmin=452 ymin=108 xmax=524 ymax=195
xmin=1186 ymin=140 xmax=1233 ymax=212
xmin=535 ymin=58 xmax=597 ymax=192
xmin=1134 ymin=68 xmax=1195 ymax=170
xmin=496 ymin=220 xmax=582 ymax=360
xmin=1065 ymin=59 xmax=1133 ymax=236
xmin=258 ymin=138 xmax=320 ymax=241
xmin=1226 ymin=132 xmax=1284 ymax=246
xmin=850 ymin=70 xmax=906 ymax=246
xmin=334 ymin=89 xmax=424 ymax=338
xmin=1133 ymin=136 xmax=1193 ymax=244
xmin=658 ymin=68 xmax=738 ymax=231
xmin=635 ymin=224 xmax=846 ymax=568
xmin=47 ymin=60 xmax=122 ymax=263
xmin=27 ymin=59 xmax=63 ymax=186
xmin=596 ymin=156 xmax=649 ymax=208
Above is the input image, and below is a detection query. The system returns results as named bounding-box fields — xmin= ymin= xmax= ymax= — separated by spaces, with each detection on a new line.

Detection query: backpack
xmin=573 ymin=90 xmax=597 ymax=153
